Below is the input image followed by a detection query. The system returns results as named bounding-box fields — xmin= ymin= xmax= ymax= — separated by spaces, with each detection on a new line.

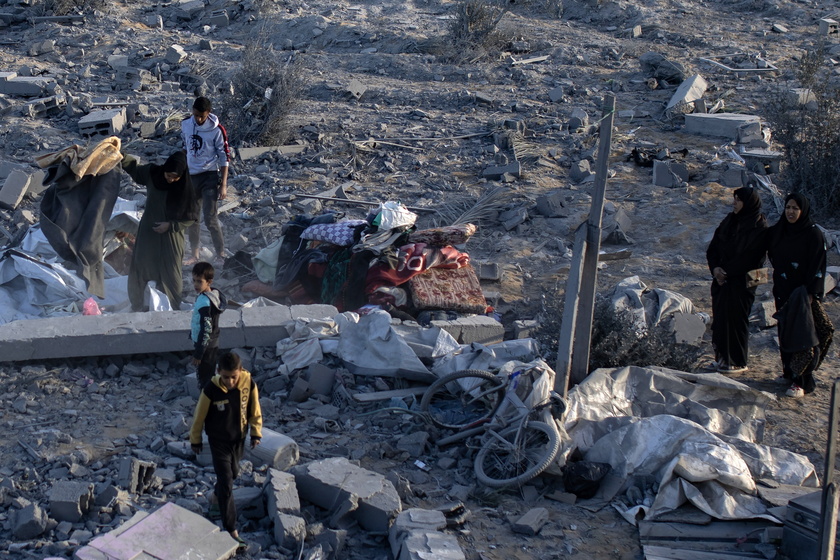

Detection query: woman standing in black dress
xmin=706 ymin=187 xmax=768 ymax=373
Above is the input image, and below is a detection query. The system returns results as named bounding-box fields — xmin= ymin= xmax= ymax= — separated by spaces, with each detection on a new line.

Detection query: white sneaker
xmin=785 ymin=385 xmax=805 ymax=398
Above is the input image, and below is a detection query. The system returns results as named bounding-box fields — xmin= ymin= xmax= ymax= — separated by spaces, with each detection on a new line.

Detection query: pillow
xmin=409 ymin=223 xmax=477 ymax=246
xmin=300 ymin=220 xmax=367 ymax=246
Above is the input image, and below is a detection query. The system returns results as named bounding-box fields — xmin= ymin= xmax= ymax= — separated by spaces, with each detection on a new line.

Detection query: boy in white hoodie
xmin=181 ymin=96 xmax=230 ymax=266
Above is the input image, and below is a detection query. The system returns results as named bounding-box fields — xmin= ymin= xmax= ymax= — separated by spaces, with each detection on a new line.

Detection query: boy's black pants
xmin=210 ymin=438 xmax=244 ymax=533
xmin=197 ymin=344 xmax=218 ymax=390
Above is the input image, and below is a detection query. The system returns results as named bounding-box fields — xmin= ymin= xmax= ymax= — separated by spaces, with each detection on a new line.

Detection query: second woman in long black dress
xmin=706 ymin=187 xmax=768 ymax=373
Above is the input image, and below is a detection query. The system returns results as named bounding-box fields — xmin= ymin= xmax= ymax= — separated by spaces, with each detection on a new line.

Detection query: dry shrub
xmin=215 ymin=40 xmax=308 ymax=147
xmin=445 ymin=0 xmax=514 ymax=62
xmin=765 ymin=44 xmax=840 ymax=223
xmin=32 ymin=0 xmax=105 ymax=16
xmin=588 ymin=296 xmax=701 ymax=371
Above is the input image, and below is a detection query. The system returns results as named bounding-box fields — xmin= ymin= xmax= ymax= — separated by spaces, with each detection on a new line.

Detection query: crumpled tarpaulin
xmin=37 ymin=138 xmax=123 ymax=297
xmin=610 ymin=275 xmax=708 ymax=333
xmin=561 ymin=366 xmax=818 ymax=523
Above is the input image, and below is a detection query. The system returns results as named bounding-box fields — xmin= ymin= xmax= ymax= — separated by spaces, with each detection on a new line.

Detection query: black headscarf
xmin=719 ymin=187 xmax=766 ymax=241
xmin=150 ymin=151 xmax=198 ymax=222
xmin=776 ymin=192 xmax=814 ymax=235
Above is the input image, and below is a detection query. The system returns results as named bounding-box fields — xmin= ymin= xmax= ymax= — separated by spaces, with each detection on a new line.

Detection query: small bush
xmin=32 ymin=0 xmax=105 ymax=16
xmin=215 ymin=40 xmax=308 ymax=147
xmin=765 ymin=44 xmax=840 ymax=222
xmin=588 ymin=296 xmax=701 ymax=372
xmin=446 ymin=0 xmax=513 ymax=62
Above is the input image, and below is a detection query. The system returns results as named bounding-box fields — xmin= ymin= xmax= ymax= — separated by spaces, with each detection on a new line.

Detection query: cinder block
xmin=74 ymin=502 xmax=238 ymax=560
xmin=49 ymin=481 xmax=94 ymax=522
xmin=684 ymin=113 xmax=761 ymax=139
xmin=438 ymin=316 xmax=504 ymax=345
xmin=209 ymin=9 xmax=228 ymax=27
xmin=264 ymin=468 xmax=301 ymax=515
xmin=25 ymin=95 xmax=65 ymax=117
xmin=118 ymin=457 xmax=156 ymax=494
xmin=481 ymin=161 xmax=521 ymax=180
xmin=78 ymin=108 xmax=127 ymax=137
xmin=820 ymin=18 xmax=839 ymax=35
xmin=0 ymin=169 xmax=31 ymax=210
xmin=291 ymin=457 xmax=402 ymax=533
xmin=247 ymin=427 xmax=299 ymax=470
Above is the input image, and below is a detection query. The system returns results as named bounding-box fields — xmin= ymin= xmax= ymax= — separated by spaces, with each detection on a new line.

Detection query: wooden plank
xmin=643 ymin=545 xmax=763 ymax=559
xmin=510 ymin=55 xmax=549 ymax=65
xmin=598 ymin=249 xmax=632 ymax=261
xmin=554 ymin=222 xmax=587 ymax=397
xmin=352 ymin=387 xmax=428 ymax=403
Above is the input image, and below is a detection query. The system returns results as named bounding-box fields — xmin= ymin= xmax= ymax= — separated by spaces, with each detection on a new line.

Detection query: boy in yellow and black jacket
xmin=189 ymin=352 xmax=262 ymax=547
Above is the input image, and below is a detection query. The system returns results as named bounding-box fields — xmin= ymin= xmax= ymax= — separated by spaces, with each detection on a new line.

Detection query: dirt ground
xmin=2 ymin=0 xmax=840 ymax=558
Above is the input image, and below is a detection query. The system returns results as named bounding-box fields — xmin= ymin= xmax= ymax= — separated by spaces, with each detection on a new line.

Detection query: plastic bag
xmin=374 ymin=201 xmax=416 ymax=230
xmin=82 ymin=297 xmax=102 ymax=315
xmin=563 ymin=461 xmax=612 ymax=499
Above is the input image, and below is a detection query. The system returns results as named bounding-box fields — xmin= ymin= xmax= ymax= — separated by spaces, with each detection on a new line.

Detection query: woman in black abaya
xmin=706 ymin=187 xmax=768 ymax=373
xmin=767 ymin=192 xmax=833 ymax=398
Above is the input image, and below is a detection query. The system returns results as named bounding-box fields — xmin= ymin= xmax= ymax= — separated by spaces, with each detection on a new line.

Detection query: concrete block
xmin=438 ymin=316 xmax=504 ymax=345
xmin=482 ymin=161 xmax=521 ymax=180
xmin=820 ymin=18 xmax=839 ymax=35
xmin=671 ymin=312 xmax=705 ymax=344
xmin=247 ymin=427 xmax=299 ymax=470
xmin=107 ymin=54 xmax=130 ymax=69
xmin=788 ymin=87 xmax=816 ymax=107
xmin=684 ymin=113 xmax=761 ymax=139
xmin=499 ymin=206 xmax=528 ymax=230
xmin=666 ymin=74 xmax=708 ymax=113
xmin=721 ymin=166 xmax=746 ymax=188
xmin=209 ymin=9 xmax=228 ymax=27
xmin=570 ymin=159 xmax=592 ymax=183
xmin=25 ymin=94 xmax=65 ymax=117
xmin=475 ymin=261 xmax=502 ymax=282
xmin=118 ymin=457 xmax=156 ymax=494
xmin=13 ymin=503 xmax=48 ymax=540
xmin=347 ymin=79 xmax=367 ymax=100
xmin=535 ymin=191 xmax=568 ymax=218
xmin=49 ymin=481 xmax=94 ymax=522
xmin=28 ymin=39 xmax=55 ymax=56
xmin=291 ymin=457 xmax=402 ymax=533
xmin=512 ymin=507 xmax=549 ymax=535
xmin=236 ymin=145 xmax=306 ymax=160
xmin=0 ymin=169 xmax=31 ymax=210
xmin=273 ymin=513 xmax=306 ymax=549
xmin=389 ymin=508 xmax=447 ymax=556
xmin=0 ymin=76 xmax=50 ymax=97
xmin=396 ymin=431 xmax=429 ymax=457
xmin=74 ymin=502 xmax=237 ymax=560
xmin=117 ymin=67 xmax=154 ymax=86
xmin=396 ymin=531 xmax=466 ymax=560
xmin=143 ymin=14 xmax=163 ymax=29
xmin=233 ymin=486 xmax=266 ymax=519
xmin=513 ymin=319 xmax=539 ymax=339
xmin=165 ymin=45 xmax=188 ymax=64
xmin=78 ymin=107 xmax=127 ymax=138
xmin=95 ymin=485 xmax=126 ymax=507
xmin=306 ymin=363 xmax=336 ymax=395
xmin=264 ymin=468 xmax=301 ymax=515
xmin=548 ymin=86 xmax=564 ymax=102
xmin=652 ymin=159 xmax=688 ymax=187
xmin=0 ymin=304 xmax=336 ymax=363
xmin=176 ymin=0 xmax=205 ymax=20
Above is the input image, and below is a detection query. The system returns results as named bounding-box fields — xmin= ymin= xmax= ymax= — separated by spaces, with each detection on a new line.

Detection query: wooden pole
xmin=553 ymin=94 xmax=616 ymax=394
xmin=818 ymin=379 xmax=840 ymax=560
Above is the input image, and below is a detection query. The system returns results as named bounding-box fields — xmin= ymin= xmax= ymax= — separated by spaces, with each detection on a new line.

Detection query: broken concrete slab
xmin=264 ymin=468 xmax=301 ymax=515
xmin=247 ymin=427 xmax=299 ymax=470
xmin=165 ymin=45 xmax=188 ymax=64
xmin=535 ymin=191 xmax=568 ymax=218
xmin=482 ymin=161 xmax=521 ymax=180
xmin=652 ymin=159 xmax=689 ymax=187
xmin=233 ymin=486 xmax=266 ymax=519
xmin=666 ymin=74 xmax=708 ymax=115
xmin=0 ymin=75 xmax=52 ymax=97
xmin=236 ymin=144 xmax=307 ymax=161
xmin=13 ymin=502 xmax=48 ymax=540
xmin=49 ymin=481 xmax=94 ymax=522
xmin=395 ymin=531 xmax=466 ymax=560
xmin=670 ymin=312 xmax=705 ymax=344
xmin=75 ymin=502 xmax=238 ymax=560
xmin=0 ymin=304 xmax=338 ymax=362
xmin=512 ymin=507 xmax=549 ymax=535
xmin=570 ymin=159 xmax=593 ymax=183
xmin=274 ymin=512 xmax=306 ymax=549
xmin=0 ymin=169 xmax=31 ymax=210
xmin=684 ymin=113 xmax=761 ymax=139
xmin=291 ymin=457 xmax=402 ymax=533
xmin=389 ymin=508 xmax=447 ymax=556
xmin=435 ymin=316 xmax=504 ymax=346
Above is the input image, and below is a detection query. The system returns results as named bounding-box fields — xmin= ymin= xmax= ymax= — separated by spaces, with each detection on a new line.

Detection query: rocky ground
xmin=1 ymin=0 xmax=840 ymax=558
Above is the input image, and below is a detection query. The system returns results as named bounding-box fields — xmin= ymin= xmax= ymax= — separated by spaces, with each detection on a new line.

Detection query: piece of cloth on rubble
xmin=365 ymin=243 xmax=470 ymax=296
xmin=35 ymin=136 xmax=123 ymax=181
xmin=39 ymin=157 xmax=121 ymax=298
xmin=409 ymin=223 xmax=477 ymax=246
xmin=273 ymin=214 xmax=336 ymax=290
xmin=301 ymin=220 xmax=367 ymax=247
xmin=560 ymin=366 xmax=818 ymax=524
xmin=321 ymin=247 xmax=353 ymax=309
xmin=408 ymin=263 xmax=487 ymax=314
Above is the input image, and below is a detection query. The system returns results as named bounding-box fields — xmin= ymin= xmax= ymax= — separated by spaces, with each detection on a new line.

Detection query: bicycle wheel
xmin=474 ymin=420 xmax=560 ymax=488
xmin=420 ymin=369 xmax=505 ymax=430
